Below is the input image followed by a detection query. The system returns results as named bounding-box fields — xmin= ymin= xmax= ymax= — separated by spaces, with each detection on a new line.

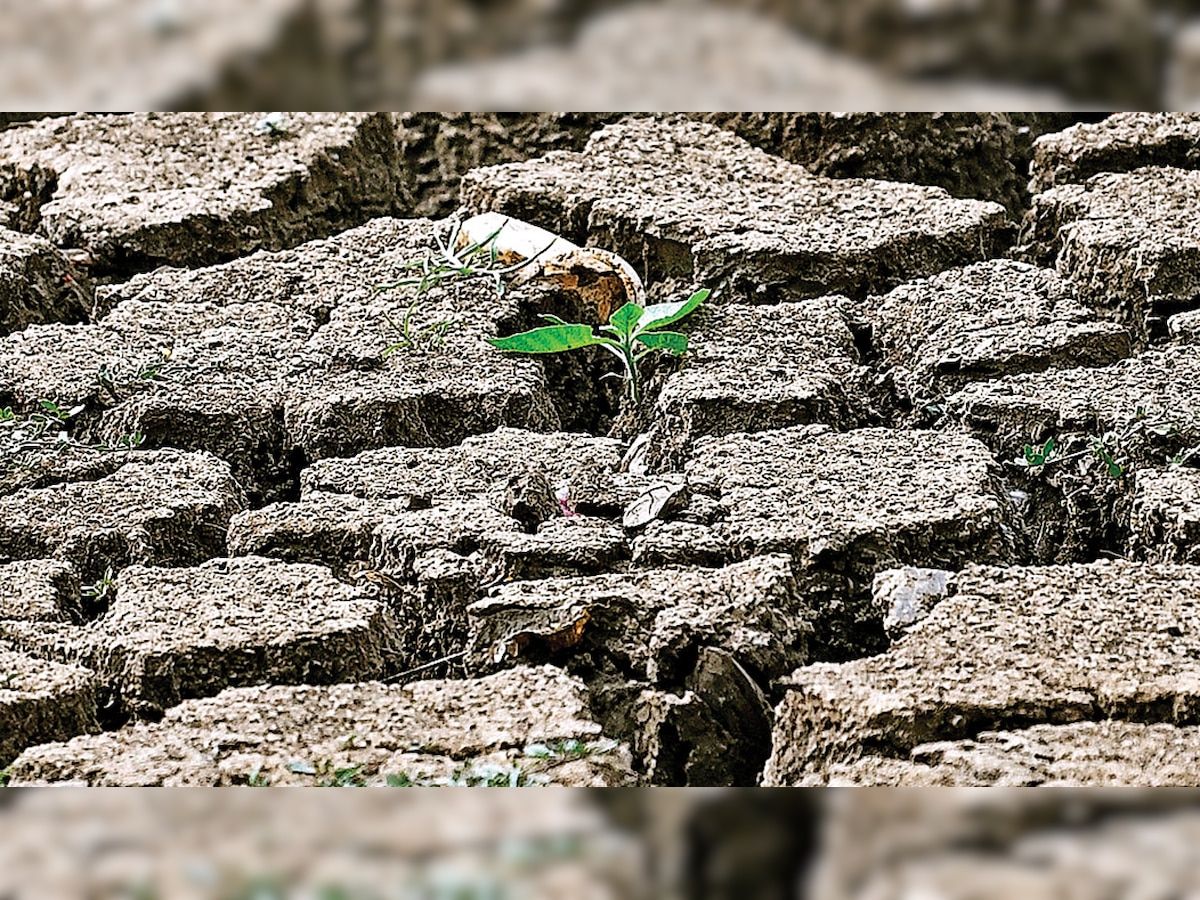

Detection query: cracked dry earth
xmin=7 ymin=111 xmax=1200 ymax=787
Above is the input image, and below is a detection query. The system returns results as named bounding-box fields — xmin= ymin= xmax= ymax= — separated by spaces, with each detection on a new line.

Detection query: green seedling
xmin=378 ymin=219 xmax=553 ymax=357
xmin=1018 ymin=407 xmax=1185 ymax=480
xmin=1091 ymin=439 xmax=1125 ymax=479
xmin=319 ymin=763 xmax=367 ymax=787
xmin=522 ymin=738 xmax=615 ymax=761
xmin=287 ymin=759 xmax=368 ymax=787
xmin=1 ymin=400 xmax=86 ymax=476
xmin=96 ymin=350 xmax=176 ymax=403
xmin=385 ymin=763 xmax=548 ymax=787
xmin=488 ymin=288 xmax=710 ymax=405
xmin=379 ymin=218 xmax=553 ymax=300
xmin=96 ymin=431 xmax=146 ymax=452
xmin=1022 ymin=437 xmax=1056 ymax=468
xmin=81 ymin=566 xmax=116 ymax=608
xmin=29 ymin=399 xmax=85 ymax=438
xmin=381 ymin=309 xmax=459 ymax=357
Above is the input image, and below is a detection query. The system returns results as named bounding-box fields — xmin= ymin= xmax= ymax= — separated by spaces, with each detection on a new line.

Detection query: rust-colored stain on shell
xmin=539 ymin=249 xmax=639 ymax=324
xmin=456 ymin=212 xmax=644 ymax=323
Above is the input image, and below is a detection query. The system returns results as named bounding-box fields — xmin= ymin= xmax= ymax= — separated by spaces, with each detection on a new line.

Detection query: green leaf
xmin=488 ymin=324 xmax=605 ymax=354
xmin=607 ymin=302 xmax=643 ymax=336
xmin=1092 ymin=442 xmax=1124 ymax=478
xmin=637 ymin=288 xmax=710 ymax=333
xmin=1023 ymin=437 xmax=1054 ymax=466
xmin=635 ymin=331 xmax=688 ymax=355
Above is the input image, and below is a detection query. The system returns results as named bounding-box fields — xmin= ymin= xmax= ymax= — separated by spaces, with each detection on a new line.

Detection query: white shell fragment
xmin=622 ymin=478 xmax=688 ymax=529
xmin=457 ymin=211 xmax=578 ymax=264
xmin=456 ymin=212 xmax=646 ymax=322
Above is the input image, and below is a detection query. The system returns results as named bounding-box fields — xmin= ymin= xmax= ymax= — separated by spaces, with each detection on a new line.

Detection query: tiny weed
xmin=0 ymin=767 xmax=11 ymax=786
xmin=81 ymin=566 xmax=116 ymax=607
xmin=522 ymin=738 xmax=613 ymax=760
xmin=0 ymin=399 xmax=88 ymax=488
xmin=320 ymin=763 xmax=367 ymax=787
xmin=0 ymin=397 xmax=152 ymax=493
xmin=0 ymin=673 xmax=14 ymax=690
xmin=377 ymin=219 xmax=552 ymax=357
xmin=10 ymin=399 xmax=84 ymax=441
xmin=1013 ymin=406 xmax=1199 ymax=562
xmin=96 ymin=431 xmax=146 ymax=452
xmin=489 ymin=289 xmax=710 ymax=405
xmin=380 ymin=309 xmax=459 ymax=357
xmin=288 ymin=759 xmax=368 ymax=787
xmin=246 ymin=765 xmax=271 ymax=787
xmin=384 ymin=763 xmax=549 ymax=787
xmin=1018 ymin=407 xmax=1183 ymax=480
xmin=96 ymin=349 xmax=176 ymax=403
xmin=380 ymin=218 xmax=553 ymax=301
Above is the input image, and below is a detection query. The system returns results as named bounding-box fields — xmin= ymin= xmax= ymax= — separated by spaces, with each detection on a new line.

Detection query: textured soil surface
xmin=8 ymin=111 xmax=1200 ymax=788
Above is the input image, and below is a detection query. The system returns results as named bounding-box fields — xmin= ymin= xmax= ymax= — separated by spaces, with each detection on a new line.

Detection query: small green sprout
xmin=379 ymin=218 xmax=553 ymax=301
xmin=384 ymin=763 xmax=549 ymax=787
xmin=1022 ymin=437 xmax=1055 ymax=468
xmin=287 ymin=759 xmax=368 ymax=786
xmin=488 ymin=288 xmax=710 ymax=405
xmin=523 ymin=738 xmax=614 ymax=760
xmin=319 ymin=763 xmax=367 ymax=787
xmin=96 ymin=350 xmax=176 ymax=402
xmin=1017 ymin=407 xmax=1185 ymax=480
xmin=381 ymin=309 xmax=459 ymax=357
xmin=96 ymin=431 xmax=146 ymax=452
xmin=81 ymin=566 xmax=116 ymax=608
xmin=377 ymin=218 xmax=552 ymax=357
xmin=1091 ymin=439 xmax=1124 ymax=479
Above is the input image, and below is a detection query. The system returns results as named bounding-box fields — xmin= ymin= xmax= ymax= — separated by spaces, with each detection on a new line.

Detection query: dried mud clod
xmin=765 ymin=560 xmax=1200 ymax=786
xmin=462 ymin=117 xmax=1015 ymax=305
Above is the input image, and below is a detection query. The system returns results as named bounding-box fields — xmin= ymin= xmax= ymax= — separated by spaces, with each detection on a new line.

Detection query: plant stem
xmin=620 ymin=339 xmax=640 ymax=405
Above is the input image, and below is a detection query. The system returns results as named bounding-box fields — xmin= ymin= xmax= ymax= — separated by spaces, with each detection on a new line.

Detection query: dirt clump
xmin=462 ymin=117 xmax=1014 ymax=304
xmin=4 ymin=665 xmax=634 ymax=787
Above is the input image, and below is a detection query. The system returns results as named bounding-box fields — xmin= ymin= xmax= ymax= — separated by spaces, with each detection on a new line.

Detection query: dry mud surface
xmin=7 ymin=111 xmax=1200 ymax=787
